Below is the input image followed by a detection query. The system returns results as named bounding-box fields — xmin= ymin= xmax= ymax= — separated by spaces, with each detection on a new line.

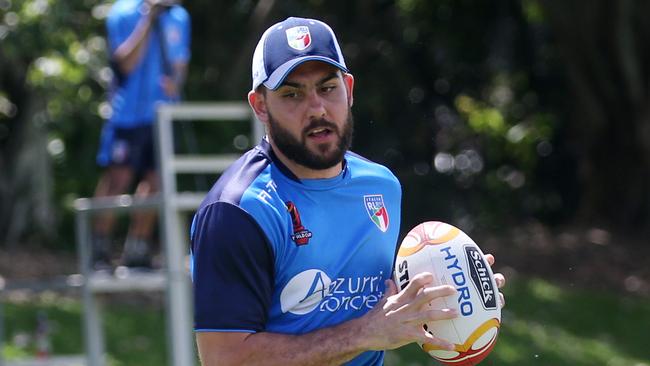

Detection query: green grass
xmin=2 ymin=277 xmax=650 ymax=365
xmin=387 ymin=278 xmax=650 ymax=365
xmin=1 ymin=294 xmax=168 ymax=365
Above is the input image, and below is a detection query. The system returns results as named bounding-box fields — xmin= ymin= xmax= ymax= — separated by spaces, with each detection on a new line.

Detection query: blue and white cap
xmin=251 ymin=17 xmax=348 ymax=91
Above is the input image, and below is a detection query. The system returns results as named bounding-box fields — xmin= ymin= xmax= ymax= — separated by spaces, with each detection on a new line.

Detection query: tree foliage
xmin=0 ymin=0 xmax=107 ymax=247
xmin=541 ymin=0 xmax=650 ymax=230
xmin=0 ymin=0 xmax=647 ymax=248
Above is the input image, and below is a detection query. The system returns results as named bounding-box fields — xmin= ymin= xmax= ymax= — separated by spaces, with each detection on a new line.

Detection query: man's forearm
xmin=112 ymin=9 xmax=156 ymax=74
xmin=198 ymin=278 xmax=461 ymax=366
xmin=198 ymin=316 xmax=370 ymax=366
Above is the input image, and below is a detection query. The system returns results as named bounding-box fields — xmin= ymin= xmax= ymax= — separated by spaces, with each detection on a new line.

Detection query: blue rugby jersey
xmin=190 ymin=139 xmax=401 ymax=366
xmin=106 ymin=0 xmax=190 ymax=127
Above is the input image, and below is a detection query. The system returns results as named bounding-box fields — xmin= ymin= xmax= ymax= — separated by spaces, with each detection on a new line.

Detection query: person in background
xmin=190 ymin=16 xmax=505 ymax=365
xmin=93 ymin=0 xmax=190 ymax=269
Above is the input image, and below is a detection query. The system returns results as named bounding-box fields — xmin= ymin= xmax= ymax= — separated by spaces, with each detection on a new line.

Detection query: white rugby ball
xmin=393 ymin=221 xmax=501 ymax=366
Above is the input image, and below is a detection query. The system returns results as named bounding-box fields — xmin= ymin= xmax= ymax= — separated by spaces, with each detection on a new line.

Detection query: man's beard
xmin=267 ymin=109 xmax=354 ymax=171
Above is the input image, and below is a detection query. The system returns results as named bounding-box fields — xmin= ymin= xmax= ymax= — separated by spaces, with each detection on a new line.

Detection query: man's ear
xmin=343 ymin=73 xmax=354 ymax=107
xmin=248 ymin=89 xmax=269 ymax=124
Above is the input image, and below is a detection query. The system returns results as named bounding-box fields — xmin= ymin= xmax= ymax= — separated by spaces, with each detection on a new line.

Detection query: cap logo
xmin=285 ymin=26 xmax=311 ymax=51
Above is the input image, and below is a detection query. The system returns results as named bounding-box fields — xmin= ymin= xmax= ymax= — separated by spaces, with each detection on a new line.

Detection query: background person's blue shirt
xmin=106 ymin=0 xmax=190 ymax=127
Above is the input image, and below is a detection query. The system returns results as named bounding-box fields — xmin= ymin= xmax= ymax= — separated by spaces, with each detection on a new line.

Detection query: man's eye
xmin=321 ymin=85 xmax=336 ymax=93
xmin=282 ymin=91 xmax=300 ymax=98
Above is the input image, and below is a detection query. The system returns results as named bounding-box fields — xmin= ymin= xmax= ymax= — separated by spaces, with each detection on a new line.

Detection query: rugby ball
xmin=393 ymin=221 xmax=501 ymax=366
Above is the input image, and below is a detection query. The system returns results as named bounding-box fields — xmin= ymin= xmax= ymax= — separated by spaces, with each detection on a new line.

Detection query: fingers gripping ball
xmin=394 ymin=221 xmax=501 ymax=366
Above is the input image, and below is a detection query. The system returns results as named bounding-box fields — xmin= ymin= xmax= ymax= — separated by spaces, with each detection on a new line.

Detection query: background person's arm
xmin=160 ymin=62 xmax=187 ymax=98
xmin=111 ymin=2 xmax=165 ymax=75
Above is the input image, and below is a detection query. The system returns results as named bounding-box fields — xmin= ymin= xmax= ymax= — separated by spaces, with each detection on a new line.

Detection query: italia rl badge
xmin=285 ymin=26 xmax=311 ymax=50
xmin=364 ymin=195 xmax=389 ymax=232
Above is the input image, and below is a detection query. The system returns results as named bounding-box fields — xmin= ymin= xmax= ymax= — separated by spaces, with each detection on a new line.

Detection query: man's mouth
xmin=307 ymin=127 xmax=333 ymax=138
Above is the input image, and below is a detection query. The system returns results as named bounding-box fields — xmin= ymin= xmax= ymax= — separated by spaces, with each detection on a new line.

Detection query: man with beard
xmin=190 ymin=17 xmax=505 ymax=366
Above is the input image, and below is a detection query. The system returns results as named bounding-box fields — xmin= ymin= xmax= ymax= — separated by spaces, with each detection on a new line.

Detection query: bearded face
xmin=267 ymin=108 xmax=354 ymax=170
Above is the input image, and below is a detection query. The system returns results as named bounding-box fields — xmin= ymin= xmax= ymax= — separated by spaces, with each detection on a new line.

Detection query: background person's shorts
xmin=96 ymin=124 xmax=155 ymax=176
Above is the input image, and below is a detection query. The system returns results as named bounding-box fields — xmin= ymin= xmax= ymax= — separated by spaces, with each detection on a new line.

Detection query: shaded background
xmin=5 ymin=0 xmax=650 ymax=248
xmin=1 ymin=0 xmax=650 ymax=365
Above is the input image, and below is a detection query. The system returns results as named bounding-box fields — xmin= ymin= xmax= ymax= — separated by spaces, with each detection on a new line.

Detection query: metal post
xmin=163 ymin=210 xmax=194 ymax=366
xmin=156 ymin=106 xmax=195 ymax=366
xmin=75 ymin=208 xmax=106 ymax=366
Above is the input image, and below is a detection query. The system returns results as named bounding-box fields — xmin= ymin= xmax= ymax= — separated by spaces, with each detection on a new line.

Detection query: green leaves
xmin=0 ymin=0 xmax=108 ymax=246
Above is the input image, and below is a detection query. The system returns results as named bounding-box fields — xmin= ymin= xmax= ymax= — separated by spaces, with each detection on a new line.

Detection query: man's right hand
xmin=142 ymin=0 xmax=168 ymax=19
xmin=356 ymin=272 xmax=459 ymax=351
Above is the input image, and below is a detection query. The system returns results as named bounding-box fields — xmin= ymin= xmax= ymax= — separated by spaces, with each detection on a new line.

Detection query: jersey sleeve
xmin=190 ymin=202 xmax=275 ymax=333
xmin=165 ymin=8 xmax=191 ymax=63
xmin=106 ymin=10 xmax=130 ymax=55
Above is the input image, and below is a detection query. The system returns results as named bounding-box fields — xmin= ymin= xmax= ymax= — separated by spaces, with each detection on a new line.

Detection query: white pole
xmin=75 ymin=209 xmax=106 ymax=366
xmin=156 ymin=105 xmax=196 ymax=366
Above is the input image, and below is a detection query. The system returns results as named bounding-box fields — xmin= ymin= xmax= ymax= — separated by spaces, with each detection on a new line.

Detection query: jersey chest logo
xmin=286 ymin=201 xmax=313 ymax=246
xmin=364 ymin=194 xmax=389 ymax=232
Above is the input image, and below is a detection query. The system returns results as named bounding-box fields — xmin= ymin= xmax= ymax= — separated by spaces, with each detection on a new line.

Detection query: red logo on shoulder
xmin=286 ymin=201 xmax=313 ymax=246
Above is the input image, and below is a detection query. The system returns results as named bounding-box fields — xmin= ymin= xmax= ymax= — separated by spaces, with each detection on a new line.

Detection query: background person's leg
xmin=120 ymin=125 xmax=158 ymax=268
xmin=92 ymin=165 xmax=135 ymax=269
xmin=122 ymin=169 xmax=159 ymax=268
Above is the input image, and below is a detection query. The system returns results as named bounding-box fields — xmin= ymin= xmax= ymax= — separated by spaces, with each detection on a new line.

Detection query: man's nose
xmin=306 ymin=89 xmax=327 ymax=119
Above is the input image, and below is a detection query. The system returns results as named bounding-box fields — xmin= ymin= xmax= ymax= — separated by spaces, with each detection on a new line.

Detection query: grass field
xmin=387 ymin=278 xmax=650 ymax=365
xmin=2 ymin=277 xmax=649 ymax=365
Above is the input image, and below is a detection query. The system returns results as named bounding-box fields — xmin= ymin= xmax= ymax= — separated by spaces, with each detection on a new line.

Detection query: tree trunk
xmin=0 ymin=51 xmax=55 ymax=248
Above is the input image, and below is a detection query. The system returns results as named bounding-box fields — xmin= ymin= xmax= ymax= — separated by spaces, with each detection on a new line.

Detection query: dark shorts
xmin=96 ymin=124 xmax=155 ymax=176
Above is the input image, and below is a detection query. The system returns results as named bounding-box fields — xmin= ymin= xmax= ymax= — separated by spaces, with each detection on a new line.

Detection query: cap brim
xmin=262 ymin=56 xmax=348 ymax=91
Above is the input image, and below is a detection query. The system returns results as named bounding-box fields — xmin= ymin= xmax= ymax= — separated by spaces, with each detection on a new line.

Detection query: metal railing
xmin=73 ymin=102 xmax=261 ymax=366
